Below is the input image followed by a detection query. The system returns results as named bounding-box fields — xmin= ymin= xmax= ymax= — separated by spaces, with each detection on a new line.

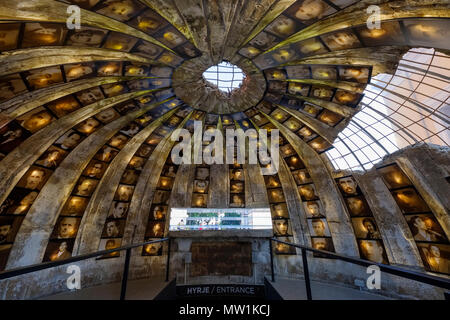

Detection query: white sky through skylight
xmin=203 ymin=62 xmax=245 ymax=93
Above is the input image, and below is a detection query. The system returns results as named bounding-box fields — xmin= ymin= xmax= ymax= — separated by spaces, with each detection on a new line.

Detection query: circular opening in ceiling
xmin=202 ymin=61 xmax=245 ymax=94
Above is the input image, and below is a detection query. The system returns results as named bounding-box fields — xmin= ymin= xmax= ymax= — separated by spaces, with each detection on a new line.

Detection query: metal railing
xmin=269 ymin=238 xmax=450 ymax=300
xmin=0 ymin=238 xmax=171 ymax=300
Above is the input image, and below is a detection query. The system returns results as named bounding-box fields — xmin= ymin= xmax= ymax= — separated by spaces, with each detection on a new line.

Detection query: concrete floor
xmin=41 ymin=277 xmax=171 ymax=300
xmin=267 ymin=276 xmax=389 ymax=300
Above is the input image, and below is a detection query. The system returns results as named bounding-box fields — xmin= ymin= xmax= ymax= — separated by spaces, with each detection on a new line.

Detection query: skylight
xmin=203 ymin=62 xmax=245 ymax=93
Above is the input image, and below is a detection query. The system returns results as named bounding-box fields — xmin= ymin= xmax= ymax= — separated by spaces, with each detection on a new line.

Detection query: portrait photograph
xmin=264 ymin=14 xmax=300 ymax=39
xmin=192 ymin=193 xmax=208 ymax=208
xmin=83 ymin=160 xmax=106 ymax=179
xmin=108 ymin=134 xmax=129 ymax=149
xmin=332 ymin=90 xmax=361 ymax=106
xmin=377 ymin=164 xmax=411 ymax=189
xmin=3 ymin=188 xmax=39 ymax=215
xmin=127 ymin=156 xmax=145 ymax=170
xmin=248 ymin=31 xmax=278 ymax=51
xmin=298 ymin=184 xmax=319 ymax=201
xmin=98 ymin=238 xmax=121 ymax=258
xmin=0 ymin=23 xmax=20 ymax=51
xmin=75 ymin=117 xmax=101 ymax=135
xmin=66 ymin=27 xmax=108 ymax=47
xmin=268 ymin=188 xmax=286 ymax=203
xmin=230 ymin=194 xmax=245 ymax=208
xmin=22 ymin=23 xmax=67 ymax=48
xmin=230 ymin=181 xmax=244 ymax=194
xmin=64 ymin=63 xmax=95 ymax=82
xmin=304 ymin=200 xmax=324 ymax=218
xmin=345 ymin=196 xmax=372 ymax=217
xmin=55 ymin=130 xmax=84 ymax=151
xmin=66 ymin=0 xmax=101 ymax=9
xmin=150 ymin=205 xmax=167 ymax=220
xmin=238 ymin=46 xmax=261 ymax=59
xmin=317 ymin=110 xmax=343 ymax=127
xmin=0 ymin=74 xmax=27 ymax=103
xmin=102 ymin=83 xmax=127 ymax=98
xmin=392 ymin=187 xmax=430 ymax=213
xmin=352 ymin=217 xmax=382 ymax=240
xmin=0 ymin=244 xmax=12 ymax=270
xmin=145 ymin=221 xmax=165 ymax=238
xmin=265 ymin=69 xmax=287 ymax=81
xmin=284 ymin=0 xmax=335 ymax=25
xmin=95 ymin=0 xmax=145 ymax=22
xmin=157 ymin=176 xmax=174 ymax=191
xmin=273 ymin=219 xmax=292 ymax=236
xmin=97 ymin=61 xmax=122 ymax=76
xmin=0 ymin=216 xmax=23 ymax=244
xmin=124 ymin=63 xmax=149 ymax=76
xmin=294 ymin=37 xmax=329 ymax=57
xmin=46 ymin=96 xmax=81 ymax=117
xmin=129 ymin=9 xmax=168 ymax=35
xmin=320 ymin=30 xmax=361 ymax=51
xmin=108 ymin=201 xmax=129 ymax=219
xmin=403 ymin=19 xmax=448 ymax=50
xmin=153 ymin=190 xmax=170 ymax=205
xmin=95 ymin=108 xmax=121 ymax=124
xmin=73 ymin=177 xmax=98 ymax=197
xmin=35 ymin=145 xmax=68 ymax=168
xmin=61 ymin=196 xmax=89 ymax=217
xmin=268 ymin=80 xmax=287 ymax=94
xmin=120 ymin=169 xmax=140 ymax=185
xmin=95 ymin=145 xmax=119 ymax=163
xmin=76 ymin=87 xmax=105 ymax=106
xmin=17 ymin=107 xmax=55 ymax=134
xmin=16 ymin=166 xmax=51 ymax=191
xmin=155 ymin=27 xmax=186 ymax=48
xmin=264 ymin=175 xmax=281 ymax=189
xmin=308 ymin=136 xmax=332 ymax=153
xmin=405 ymin=214 xmax=447 ymax=243
xmin=114 ymin=185 xmax=135 ymax=202
xmin=271 ymin=203 xmax=289 ymax=219
xmin=312 ymin=237 xmax=335 ymax=256
xmin=337 ymin=176 xmax=359 ymax=196
xmin=0 ymin=121 xmax=30 ymax=154
xmin=51 ymin=217 xmax=80 ymax=239
xmin=135 ymin=41 xmax=164 ymax=59
xmin=43 ymin=239 xmax=75 ymax=262
xmin=311 ymin=66 xmax=337 ymax=80
xmin=297 ymin=125 xmax=317 ymax=141
xmin=274 ymin=236 xmax=296 ymax=255
xmin=285 ymin=65 xmax=311 ymax=80
xmin=157 ymin=51 xmax=183 ymax=67
xmin=310 ymin=86 xmax=334 ymax=100
xmin=280 ymin=144 xmax=296 ymax=158
xmin=417 ymin=243 xmax=450 ymax=275
xmin=147 ymin=134 xmax=163 ymax=146
xmin=293 ymin=169 xmax=312 ymax=185
xmin=308 ymin=218 xmax=331 ymax=237
xmin=194 ymin=167 xmax=209 ymax=180
xmin=284 ymin=117 xmax=302 ymax=132
xmin=193 ymin=180 xmax=209 ymax=194
xmin=102 ymin=219 xmax=125 ymax=238
xmin=24 ymin=66 xmax=63 ymax=90
xmin=358 ymin=240 xmax=388 ymax=264
xmin=338 ymin=66 xmax=371 ymax=83
xmin=285 ymin=155 xmax=305 ymax=170
xmin=142 ymin=238 xmax=163 ymax=256
xmin=270 ymin=108 xmax=290 ymax=123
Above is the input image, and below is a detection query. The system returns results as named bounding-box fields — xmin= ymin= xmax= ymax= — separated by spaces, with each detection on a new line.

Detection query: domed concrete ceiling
xmin=0 ymin=0 xmax=449 ymax=271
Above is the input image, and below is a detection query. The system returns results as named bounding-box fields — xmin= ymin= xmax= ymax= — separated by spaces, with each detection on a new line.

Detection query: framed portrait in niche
xmin=229 ymin=168 xmax=244 ymax=181
xmin=336 ymin=176 xmax=359 ymax=196
xmin=0 ymin=216 xmax=23 ymax=244
xmin=66 ymin=0 xmax=101 ymax=10
xmin=47 ymin=96 xmax=81 ymax=118
xmin=264 ymin=175 xmax=281 ymax=189
xmin=2 ymin=188 xmax=38 ymax=215
xmin=405 ymin=214 xmax=447 ymax=243
xmin=270 ymin=108 xmax=290 ymax=122
xmin=308 ymin=136 xmax=332 ymax=153
xmin=308 ymin=218 xmax=331 ymax=237
xmin=114 ymin=185 xmax=134 ymax=202
xmin=285 ymin=155 xmax=305 ymax=170
xmin=108 ymin=134 xmax=129 ymax=149
xmin=102 ymin=83 xmax=127 ymax=98
xmin=0 ymin=74 xmax=27 ymax=103
xmin=345 ymin=196 xmax=372 ymax=217
xmin=285 ymin=65 xmax=311 ymax=79
xmin=66 ymin=27 xmax=108 ymax=47
xmin=265 ymin=69 xmax=287 ymax=81
xmin=154 ymin=27 xmax=185 ymax=48
xmin=95 ymin=0 xmax=145 ymax=22
xmin=83 ymin=160 xmax=107 ymax=179
xmin=230 ymin=181 xmax=244 ymax=194
xmin=75 ymin=117 xmax=101 ymax=136
xmin=76 ymin=87 xmax=104 ymax=106
xmin=317 ymin=110 xmax=342 ymax=127
xmin=51 ymin=217 xmax=81 ymax=240
xmin=284 ymin=0 xmax=336 ymax=26
xmin=377 ymin=164 xmax=411 ymax=189
xmin=320 ymin=30 xmax=361 ymax=51
xmin=43 ymin=239 xmax=75 ymax=262
xmin=310 ymin=86 xmax=334 ymax=100
xmin=338 ymin=66 xmax=371 ymax=84
xmin=311 ymin=65 xmax=337 ymax=81
xmin=142 ymin=238 xmax=163 ymax=256
xmin=271 ymin=203 xmax=289 ymax=219
xmin=108 ymin=201 xmax=129 ymax=219
xmin=54 ymin=130 xmax=84 ymax=151
xmin=268 ymin=81 xmax=287 ymax=94
xmin=283 ymin=118 xmax=302 ymax=132
xmin=194 ymin=167 xmax=209 ymax=180
xmin=268 ymin=188 xmax=285 ymax=203
xmin=150 ymin=205 xmax=167 ymax=220
xmin=145 ymin=221 xmax=165 ymax=238
xmin=274 ymin=237 xmax=296 ymax=255
xmin=153 ymin=190 xmax=170 ymax=205
xmin=332 ymin=90 xmax=361 ymax=107
xmin=128 ymin=79 xmax=151 ymax=91
xmin=61 ymin=196 xmax=89 ymax=217
xmin=96 ymin=61 xmax=122 ymax=77
xmin=264 ymin=14 xmax=300 ymax=39
xmin=157 ymin=176 xmax=174 ymax=191
xmin=253 ymin=54 xmax=277 ymax=70
xmin=124 ymin=63 xmax=149 ymax=77
xmin=0 ymin=23 xmax=20 ymax=51
xmin=120 ymin=169 xmax=139 ymax=185
xmin=403 ymin=19 xmax=448 ymax=50
xmin=64 ymin=63 xmax=95 ymax=82
xmin=0 ymin=121 xmax=30 ymax=154
xmin=273 ymin=219 xmax=292 ymax=236
xmin=22 ymin=23 xmax=67 ymax=48
xmin=294 ymin=37 xmax=328 ymax=57
xmin=297 ymin=125 xmax=317 ymax=141
xmin=95 ymin=145 xmax=119 ymax=163
xmin=304 ymin=200 xmax=324 ymax=218
xmin=193 ymin=180 xmax=209 ymax=194
xmin=358 ymin=240 xmax=388 ymax=264
xmin=135 ymin=41 xmax=164 ymax=59
xmin=417 ymin=243 xmax=450 ymax=275
xmin=35 ymin=145 xmax=67 ymax=169
xmin=238 ymin=46 xmax=261 ymax=59
xmin=0 ymin=244 xmax=12 ymax=270
xmin=98 ymin=238 xmax=121 ymax=259
xmin=352 ymin=217 xmax=382 ymax=240
xmin=392 ymin=187 xmax=429 ymax=213
xmin=23 ymin=66 xmax=64 ymax=90
xmin=102 ymin=219 xmax=125 ymax=238
xmin=16 ymin=107 xmax=55 ymax=134
xmin=312 ymin=237 xmax=335 ymax=257
xmin=280 ymin=144 xmax=295 ymax=158
xmin=129 ymin=9 xmax=168 ymax=35
xmin=73 ymin=177 xmax=98 ymax=197
xmin=157 ymin=52 xmax=184 ymax=68
xmin=230 ymin=194 xmax=245 ymax=208
xmin=162 ymin=165 xmax=177 ymax=178
xmin=16 ymin=166 xmax=51 ymax=191
xmin=127 ymin=156 xmax=145 ymax=170
xmin=270 ymin=47 xmax=298 ymax=65
xmin=155 ymin=125 xmax=172 ymax=137
xmin=292 ymin=169 xmax=312 ymax=185
xmin=248 ymin=31 xmax=278 ymax=51
xmin=192 ymin=193 xmax=207 ymax=208
xmin=298 ymin=184 xmax=319 ymax=201
xmin=95 ymin=108 xmax=120 ymax=124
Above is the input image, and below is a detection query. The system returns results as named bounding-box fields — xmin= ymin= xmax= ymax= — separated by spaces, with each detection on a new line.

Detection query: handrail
xmin=270 ymin=238 xmax=450 ymax=296
xmin=0 ymin=238 xmax=169 ymax=281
